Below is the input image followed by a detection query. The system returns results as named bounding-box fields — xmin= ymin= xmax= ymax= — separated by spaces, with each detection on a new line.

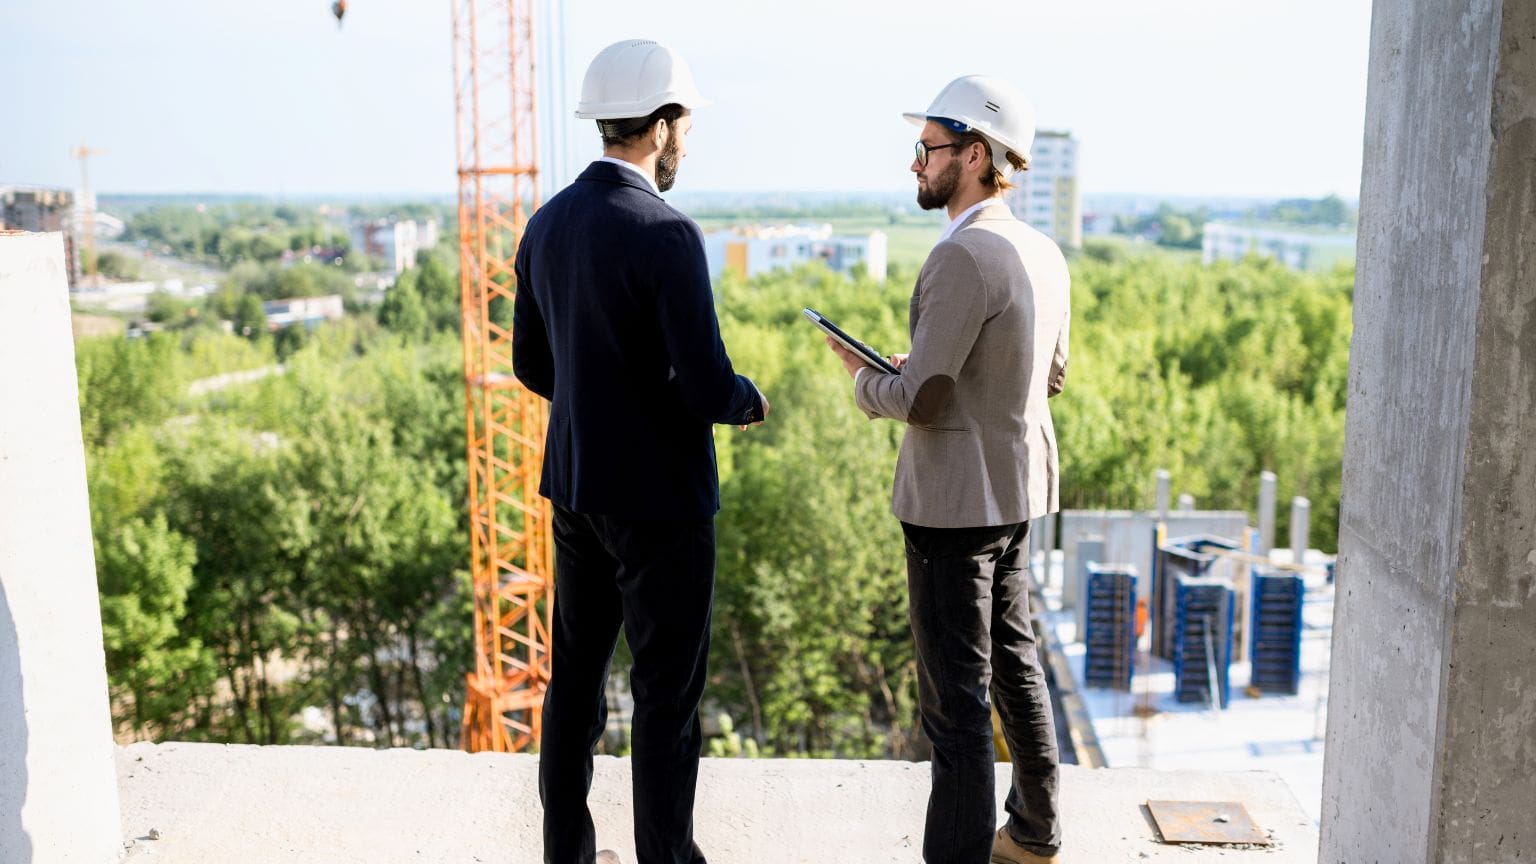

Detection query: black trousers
xmin=902 ymin=521 xmax=1062 ymax=863
xmin=540 ymin=505 xmax=713 ymax=864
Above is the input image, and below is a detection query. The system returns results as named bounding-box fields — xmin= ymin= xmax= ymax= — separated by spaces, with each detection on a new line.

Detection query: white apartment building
xmin=262 ymin=295 xmax=346 ymax=330
xmin=1202 ymin=222 xmax=1356 ymax=271
xmin=1005 ymin=130 xmax=1081 ymax=249
xmin=703 ymin=224 xmax=887 ymax=283
xmin=351 ymin=218 xmax=440 ymax=276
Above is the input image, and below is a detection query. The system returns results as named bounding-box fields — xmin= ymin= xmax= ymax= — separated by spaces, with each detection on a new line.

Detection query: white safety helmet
xmin=904 ymin=75 xmax=1036 ymax=174
xmin=574 ymin=39 xmax=709 ymax=123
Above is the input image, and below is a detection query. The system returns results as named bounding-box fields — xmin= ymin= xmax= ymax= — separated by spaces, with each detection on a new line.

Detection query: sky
xmin=0 ymin=0 xmax=1373 ymax=200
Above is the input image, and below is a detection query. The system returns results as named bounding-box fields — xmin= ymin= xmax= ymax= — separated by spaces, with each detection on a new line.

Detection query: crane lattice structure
xmin=71 ymin=143 xmax=106 ymax=283
xmin=451 ymin=0 xmax=552 ymax=753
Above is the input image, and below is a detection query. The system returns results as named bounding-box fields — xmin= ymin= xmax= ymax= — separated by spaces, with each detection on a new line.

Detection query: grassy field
xmin=1077 ymin=233 xmax=1203 ymax=264
xmin=98 ymin=240 xmax=226 ymax=288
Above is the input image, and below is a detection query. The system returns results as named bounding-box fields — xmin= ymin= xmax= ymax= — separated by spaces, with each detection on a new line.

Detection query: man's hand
xmin=739 ymin=386 xmax=771 ymax=430
xmin=826 ymin=336 xmax=866 ymax=379
xmin=889 ymin=353 xmax=909 ymax=371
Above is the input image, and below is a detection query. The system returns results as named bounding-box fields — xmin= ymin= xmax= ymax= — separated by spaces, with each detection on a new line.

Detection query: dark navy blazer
xmin=512 ymin=160 xmax=763 ymax=519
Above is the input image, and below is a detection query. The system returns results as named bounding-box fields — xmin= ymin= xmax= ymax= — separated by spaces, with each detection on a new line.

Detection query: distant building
xmin=1005 ymin=131 xmax=1081 ymax=249
xmin=1202 ymin=222 xmax=1356 ymax=271
xmin=350 ymin=218 xmax=440 ymax=276
xmin=703 ymin=224 xmax=887 ymax=283
xmin=262 ymin=295 xmax=346 ymax=330
xmin=1 ymin=186 xmax=77 ymax=285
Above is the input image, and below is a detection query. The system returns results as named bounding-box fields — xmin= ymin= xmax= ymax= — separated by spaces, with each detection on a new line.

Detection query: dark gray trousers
xmin=540 ymin=505 xmax=712 ymax=864
xmin=902 ymin=521 xmax=1062 ymax=862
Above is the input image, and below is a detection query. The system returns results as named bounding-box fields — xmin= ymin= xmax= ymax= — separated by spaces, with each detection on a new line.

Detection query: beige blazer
xmin=855 ymin=200 xmax=1070 ymax=529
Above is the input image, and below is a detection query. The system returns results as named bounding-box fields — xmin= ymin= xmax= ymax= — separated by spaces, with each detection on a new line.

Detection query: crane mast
xmin=451 ymin=0 xmax=553 ymax=753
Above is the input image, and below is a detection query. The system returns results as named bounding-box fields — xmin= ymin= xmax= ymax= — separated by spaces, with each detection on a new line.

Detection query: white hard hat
xmin=574 ymin=39 xmax=709 ymax=120
xmin=904 ymin=75 xmax=1036 ymax=174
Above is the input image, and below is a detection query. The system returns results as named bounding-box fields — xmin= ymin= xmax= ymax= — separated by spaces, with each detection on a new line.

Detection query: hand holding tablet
xmin=803 ymin=308 xmax=902 ymax=376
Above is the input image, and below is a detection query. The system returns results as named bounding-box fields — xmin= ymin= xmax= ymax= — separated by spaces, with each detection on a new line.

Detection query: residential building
xmin=1 ymin=185 xmax=77 ymax=285
xmin=1004 ymin=130 xmax=1081 ymax=249
xmin=1202 ymin=222 xmax=1356 ymax=271
xmin=703 ymin=224 xmax=887 ymax=283
xmin=351 ymin=218 xmax=440 ymax=276
xmin=262 ymin=295 xmax=346 ymax=330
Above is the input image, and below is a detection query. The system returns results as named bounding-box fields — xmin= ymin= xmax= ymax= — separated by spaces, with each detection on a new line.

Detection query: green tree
xmin=236 ymin=291 xmax=268 ymax=338
xmin=158 ymin=427 xmax=305 ymax=744
xmin=97 ymin=513 xmax=218 ymax=736
xmin=414 ymin=251 xmax=460 ymax=332
xmin=379 ymin=271 xmax=428 ymax=338
xmin=75 ymin=333 xmax=185 ymax=448
xmin=710 ymin=264 xmax=917 ymax=757
xmin=94 ymin=250 xmax=143 ymax=280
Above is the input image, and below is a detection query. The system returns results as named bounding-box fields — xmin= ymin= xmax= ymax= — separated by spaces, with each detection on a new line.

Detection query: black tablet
xmin=803 ymin=308 xmax=901 ymax=376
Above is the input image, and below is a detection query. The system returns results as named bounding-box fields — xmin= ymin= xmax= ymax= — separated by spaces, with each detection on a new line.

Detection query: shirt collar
xmin=937 ymin=198 xmax=1000 ymax=244
xmin=598 ymin=156 xmax=661 ymax=195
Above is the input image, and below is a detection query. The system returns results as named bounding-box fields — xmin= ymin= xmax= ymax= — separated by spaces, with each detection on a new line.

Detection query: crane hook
xmin=332 ymin=0 xmax=346 ymax=25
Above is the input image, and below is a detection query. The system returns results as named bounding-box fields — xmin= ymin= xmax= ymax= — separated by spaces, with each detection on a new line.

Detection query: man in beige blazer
xmin=827 ymin=75 xmax=1070 ymax=864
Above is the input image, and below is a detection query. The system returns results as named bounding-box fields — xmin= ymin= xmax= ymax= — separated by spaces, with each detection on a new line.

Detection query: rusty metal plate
xmin=1146 ymin=800 xmax=1271 ymax=845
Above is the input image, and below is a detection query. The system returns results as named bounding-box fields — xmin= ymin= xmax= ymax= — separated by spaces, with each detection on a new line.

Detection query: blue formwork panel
xmin=1249 ymin=572 xmax=1304 ymax=694
xmin=1172 ymin=575 xmax=1234 ymax=707
xmin=1083 ymin=565 xmax=1137 ymax=691
xmin=1153 ymin=535 xmax=1238 ymax=661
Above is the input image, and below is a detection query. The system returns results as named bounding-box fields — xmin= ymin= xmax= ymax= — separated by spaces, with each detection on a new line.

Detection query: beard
xmin=916 ymin=158 xmax=961 ymax=211
xmin=656 ymin=131 xmax=682 ymax=193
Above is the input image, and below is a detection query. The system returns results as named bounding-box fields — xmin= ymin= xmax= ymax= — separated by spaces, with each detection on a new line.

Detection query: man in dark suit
xmin=512 ymin=39 xmax=767 ymax=864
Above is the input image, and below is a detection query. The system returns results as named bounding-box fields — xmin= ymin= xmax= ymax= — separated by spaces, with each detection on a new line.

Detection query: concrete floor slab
xmin=117 ymin=743 xmax=1317 ymax=863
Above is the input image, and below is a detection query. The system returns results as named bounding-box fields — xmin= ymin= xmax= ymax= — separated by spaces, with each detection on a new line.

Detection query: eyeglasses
xmin=914 ymin=140 xmax=967 ymax=167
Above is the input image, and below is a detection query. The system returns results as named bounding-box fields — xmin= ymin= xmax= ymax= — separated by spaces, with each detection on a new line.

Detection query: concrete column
xmin=0 ymin=233 xmax=123 ymax=862
xmin=1039 ymin=515 xmax=1057 ymax=588
xmin=1289 ymin=497 xmax=1309 ymax=568
xmin=1153 ymin=469 xmax=1170 ymax=520
xmin=1322 ymin=2 xmax=1536 ymax=861
xmin=1073 ymin=537 xmax=1104 ymax=640
xmin=1257 ymin=471 xmax=1277 ymax=555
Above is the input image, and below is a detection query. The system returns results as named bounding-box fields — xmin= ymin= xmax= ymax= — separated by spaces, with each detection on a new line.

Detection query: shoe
xmin=991 ymin=826 xmax=1059 ymax=863
xmin=595 ymin=852 xmax=622 ymax=864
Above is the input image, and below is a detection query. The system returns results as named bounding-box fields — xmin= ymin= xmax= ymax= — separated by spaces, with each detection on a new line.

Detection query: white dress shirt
xmin=598 ymin=156 xmax=660 ymax=195
xmin=937 ymin=198 xmax=996 ymax=244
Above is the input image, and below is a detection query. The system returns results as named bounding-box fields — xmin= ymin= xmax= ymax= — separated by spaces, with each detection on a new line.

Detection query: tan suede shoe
xmin=991 ymin=826 xmax=1059 ymax=864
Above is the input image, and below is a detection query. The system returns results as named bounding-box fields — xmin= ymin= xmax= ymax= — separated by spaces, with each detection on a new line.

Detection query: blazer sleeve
xmin=651 ymin=220 xmax=764 ymax=426
xmin=1048 ymin=302 xmax=1069 ymax=398
xmin=855 ymin=240 xmax=986 ymax=424
xmin=512 ymin=244 xmax=555 ymax=401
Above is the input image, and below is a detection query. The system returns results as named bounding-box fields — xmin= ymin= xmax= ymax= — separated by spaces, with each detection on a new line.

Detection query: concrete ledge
xmin=117 ymin=743 xmax=1316 ymax=862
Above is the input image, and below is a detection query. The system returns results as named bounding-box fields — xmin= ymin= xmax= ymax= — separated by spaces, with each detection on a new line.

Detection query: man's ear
xmin=967 ymin=141 xmax=987 ymax=172
xmin=652 ymin=119 xmax=670 ymax=151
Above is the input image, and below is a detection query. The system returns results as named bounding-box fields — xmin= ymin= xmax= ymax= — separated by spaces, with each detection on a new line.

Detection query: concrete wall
xmin=116 ymin=743 xmax=1320 ymax=863
xmin=1321 ymin=2 xmax=1535 ymax=861
xmin=0 ymin=233 xmax=123 ymax=862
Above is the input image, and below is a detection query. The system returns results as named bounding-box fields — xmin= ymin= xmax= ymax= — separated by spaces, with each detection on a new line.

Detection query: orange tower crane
xmin=451 ymin=0 xmax=553 ymax=753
